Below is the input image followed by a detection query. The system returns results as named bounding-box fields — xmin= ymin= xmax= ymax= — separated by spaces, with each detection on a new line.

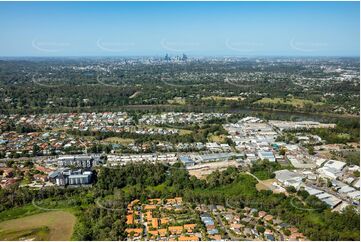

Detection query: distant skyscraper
xmin=182 ymin=54 xmax=188 ymax=61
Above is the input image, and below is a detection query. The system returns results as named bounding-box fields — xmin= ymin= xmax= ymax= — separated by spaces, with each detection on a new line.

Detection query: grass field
xmin=179 ymin=129 xmax=193 ymax=135
xmin=0 ymin=211 xmax=76 ymax=241
xmin=202 ymin=96 xmax=245 ymax=101
xmin=0 ymin=204 xmax=41 ymax=223
xmin=208 ymin=134 xmax=227 ymax=143
xmin=167 ymin=97 xmax=186 ymax=105
xmin=255 ymin=97 xmax=324 ymax=108
xmin=336 ymin=133 xmax=351 ymax=140
xmin=103 ymin=137 xmax=135 ymax=145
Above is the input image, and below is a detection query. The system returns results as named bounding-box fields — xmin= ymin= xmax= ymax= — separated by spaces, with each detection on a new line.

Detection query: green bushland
xmin=0 ymin=162 xmax=359 ymax=241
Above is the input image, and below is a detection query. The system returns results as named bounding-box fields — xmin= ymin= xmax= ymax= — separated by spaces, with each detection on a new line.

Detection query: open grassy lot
xmin=178 ymin=129 xmax=193 ymax=135
xmin=167 ymin=97 xmax=186 ymax=105
xmin=0 ymin=211 xmax=76 ymax=241
xmin=0 ymin=227 xmax=50 ymax=241
xmin=0 ymin=204 xmax=41 ymax=223
xmin=202 ymin=96 xmax=245 ymax=101
xmin=255 ymin=97 xmax=324 ymax=108
xmin=208 ymin=134 xmax=227 ymax=143
xmin=103 ymin=137 xmax=135 ymax=145
xmin=336 ymin=133 xmax=351 ymax=140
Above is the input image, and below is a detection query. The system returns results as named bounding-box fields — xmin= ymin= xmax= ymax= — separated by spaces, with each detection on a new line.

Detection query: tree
xmin=286 ymin=186 xmax=296 ymax=193
xmin=279 ymin=148 xmax=286 ymax=155
xmin=297 ymin=190 xmax=309 ymax=199
xmin=6 ymin=160 xmax=14 ymax=168
xmin=23 ymin=160 xmax=33 ymax=168
xmin=307 ymin=146 xmax=315 ymax=155
xmin=353 ymin=171 xmax=360 ymax=177
xmin=32 ymin=144 xmax=40 ymax=156
xmin=256 ymin=225 xmax=265 ymax=233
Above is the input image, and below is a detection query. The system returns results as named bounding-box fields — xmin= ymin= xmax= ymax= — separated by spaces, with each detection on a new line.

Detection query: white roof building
xmin=323 ymin=160 xmax=346 ymax=172
xmin=304 ymin=186 xmax=323 ymax=196
xmin=274 ymin=170 xmax=304 ymax=189
xmin=317 ymin=167 xmax=340 ymax=179
xmin=339 ymin=185 xmax=356 ymax=194
xmin=344 ymin=177 xmax=355 ymax=185
xmin=322 ymin=196 xmax=342 ymax=208
xmin=284 ymin=144 xmax=299 ymax=151
xmin=316 ymin=193 xmax=332 ymax=200
xmin=258 ymin=151 xmax=276 ymax=162
xmin=352 ymin=178 xmax=360 ymax=189
xmin=315 ymin=158 xmax=327 ymax=167
xmin=347 ymin=165 xmax=360 ymax=172
xmin=332 ymin=201 xmax=352 ymax=212
xmin=287 ymin=155 xmax=316 ymax=169
xmin=346 ymin=190 xmax=360 ymax=200
xmin=317 ymin=160 xmax=346 ymax=179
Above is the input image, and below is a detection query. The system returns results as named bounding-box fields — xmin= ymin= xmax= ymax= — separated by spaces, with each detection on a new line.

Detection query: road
xmin=215 ymin=213 xmax=244 ymax=241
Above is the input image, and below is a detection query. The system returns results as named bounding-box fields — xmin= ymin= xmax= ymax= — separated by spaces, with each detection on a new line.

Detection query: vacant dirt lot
xmin=188 ymin=160 xmax=240 ymax=179
xmin=256 ymin=178 xmax=277 ymax=191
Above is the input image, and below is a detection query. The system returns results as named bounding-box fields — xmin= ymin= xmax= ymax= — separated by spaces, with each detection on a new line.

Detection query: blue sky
xmin=0 ymin=1 xmax=359 ymax=57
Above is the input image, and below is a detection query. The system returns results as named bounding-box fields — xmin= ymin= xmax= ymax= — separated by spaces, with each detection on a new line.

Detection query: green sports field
xmin=0 ymin=211 xmax=76 ymax=241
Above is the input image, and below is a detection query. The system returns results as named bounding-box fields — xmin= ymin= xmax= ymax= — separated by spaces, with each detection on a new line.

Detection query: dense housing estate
xmin=0 ymin=112 xmax=359 ymax=241
xmin=1 ymin=114 xmax=359 ymax=212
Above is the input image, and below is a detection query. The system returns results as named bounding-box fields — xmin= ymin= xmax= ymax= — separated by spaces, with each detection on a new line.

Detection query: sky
xmin=0 ymin=1 xmax=359 ymax=57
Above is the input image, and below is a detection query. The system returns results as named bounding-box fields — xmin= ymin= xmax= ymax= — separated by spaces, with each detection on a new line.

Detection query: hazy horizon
xmin=0 ymin=1 xmax=359 ymax=57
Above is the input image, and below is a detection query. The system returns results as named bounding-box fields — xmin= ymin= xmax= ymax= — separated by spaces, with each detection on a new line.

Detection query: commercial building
xmin=317 ymin=160 xmax=346 ymax=179
xmin=274 ymin=170 xmax=304 ymax=189
xmin=58 ymin=155 xmax=102 ymax=168
xmin=179 ymin=156 xmax=195 ymax=166
xmin=49 ymin=169 xmax=93 ymax=186
xmin=258 ymin=151 xmax=276 ymax=162
xmin=192 ymin=152 xmax=243 ymax=163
